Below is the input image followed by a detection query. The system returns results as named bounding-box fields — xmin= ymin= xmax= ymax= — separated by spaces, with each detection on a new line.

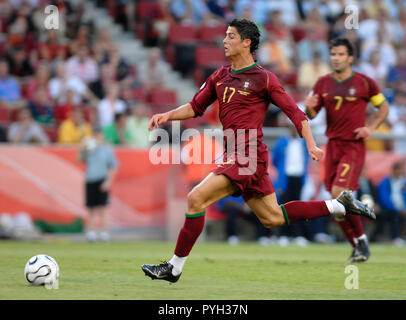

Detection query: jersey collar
xmin=231 ymin=62 xmax=258 ymax=74
xmin=331 ymin=70 xmax=354 ymax=84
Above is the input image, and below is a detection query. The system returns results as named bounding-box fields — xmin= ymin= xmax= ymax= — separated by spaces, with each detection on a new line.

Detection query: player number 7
xmin=334 ymin=96 xmax=343 ymax=110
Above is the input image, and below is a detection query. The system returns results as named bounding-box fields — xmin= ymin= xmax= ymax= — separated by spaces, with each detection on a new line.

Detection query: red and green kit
xmin=190 ymin=62 xmax=307 ymax=201
xmin=311 ymin=71 xmax=386 ymax=191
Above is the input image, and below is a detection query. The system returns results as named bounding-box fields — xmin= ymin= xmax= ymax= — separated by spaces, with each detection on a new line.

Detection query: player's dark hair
xmin=329 ymin=38 xmax=354 ymax=56
xmin=229 ymin=18 xmax=261 ymax=53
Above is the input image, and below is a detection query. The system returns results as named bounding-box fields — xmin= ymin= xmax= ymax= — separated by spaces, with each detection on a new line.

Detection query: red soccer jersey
xmin=312 ymin=71 xmax=386 ymax=141
xmin=190 ymin=62 xmax=307 ymax=162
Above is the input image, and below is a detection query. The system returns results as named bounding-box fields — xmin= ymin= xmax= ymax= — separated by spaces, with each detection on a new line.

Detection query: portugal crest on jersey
xmin=349 ymin=87 xmax=356 ymax=95
xmin=242 ymin=80 xmax=250 ymax=89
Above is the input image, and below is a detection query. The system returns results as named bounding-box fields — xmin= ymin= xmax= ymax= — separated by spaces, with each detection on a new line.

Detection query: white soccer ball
xmin=24 ymin=254 xmax=60 ymax=286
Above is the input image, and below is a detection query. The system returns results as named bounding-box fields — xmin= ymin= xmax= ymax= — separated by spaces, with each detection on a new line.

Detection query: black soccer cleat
xmin=141 ymin=262 xmax=181 ymax=283
xmin=348 ymin=238 xmax=370 ymax=263
xmin=337 ymin=190 xmax=376 ymax=220
xmin=347 ymin=247 xmax=359 ymax=263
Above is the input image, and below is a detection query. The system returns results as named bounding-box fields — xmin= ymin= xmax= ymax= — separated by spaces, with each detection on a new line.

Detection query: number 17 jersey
xmin=190 ymin=62 xmax=307 ymax=162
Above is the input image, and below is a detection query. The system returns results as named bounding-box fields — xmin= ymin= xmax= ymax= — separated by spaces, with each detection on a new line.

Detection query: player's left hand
xmin=309 ymin=146 xmax=324 ymax=161
xmin=100 ymin=181 xmax=110 ymax=192
xmin=354 ymin=126 xmax=372 ymax=140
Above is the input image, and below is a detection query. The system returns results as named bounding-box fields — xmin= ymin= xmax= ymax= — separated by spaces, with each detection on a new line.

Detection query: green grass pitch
xmin=0 ymin=240 xmax=405 ymax=300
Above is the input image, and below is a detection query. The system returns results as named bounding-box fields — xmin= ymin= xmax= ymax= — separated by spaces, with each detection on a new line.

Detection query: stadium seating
xmin=199 ymin=25 xmax=226 ymax=43
xmin=9 ymin=109 xmax=19 ymax=122
xmin=0 ymin=107 xmax=9 ymax=125
xmin=132 ymin=87 xmax=148 ymax=103
xmin=83 ymin=106 xmax=97 ymax=123
xmin=148 ymin=88 xmax=178 ymax=107
xmin=167 ymin=24 xmax=198 ymax=44
xmin=195 ymin=45 xmax=226 ymax=68
xmin=43 ymin=125 xmax=58 ymax=143
xmin=193 ymin=45 xmax=227 ymax=86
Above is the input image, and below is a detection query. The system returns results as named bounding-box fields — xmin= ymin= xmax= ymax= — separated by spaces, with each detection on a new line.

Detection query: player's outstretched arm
xmin=148 ymin=103 xmax=195 ymax=131
xmin=300 ymin=120 xmax=324 ymax=161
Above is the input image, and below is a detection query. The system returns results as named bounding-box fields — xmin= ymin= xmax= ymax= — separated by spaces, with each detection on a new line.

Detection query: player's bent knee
xmin=258 ymin=216 xmax=279 ymax=229
xmin=258 ymin=208 xmax=285 ymax=228
xmin=187 ymin=188 xmax=206 ymax=213
xmin=260 ymin=218 xmax=275 ymax=229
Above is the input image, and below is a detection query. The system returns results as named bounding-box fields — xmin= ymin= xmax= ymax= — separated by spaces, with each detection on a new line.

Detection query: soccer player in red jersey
xmin=304 ymin=38 xmax=389 ymax=263
xmin=142 ymin=20 xmax=375 ymax=283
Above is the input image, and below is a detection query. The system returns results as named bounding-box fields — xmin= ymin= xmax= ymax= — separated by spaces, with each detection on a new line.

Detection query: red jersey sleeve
xmin=266 ymin=71 xmax=307 ymax=137
xmin=363 ymin=75 xmax=386 ymax=107
xmin=190 ymin=70 xmax=219 ymax=117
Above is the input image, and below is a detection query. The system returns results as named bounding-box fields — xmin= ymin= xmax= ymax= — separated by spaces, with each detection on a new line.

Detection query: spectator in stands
xmin=387 ymin=49 xmax=406 ymax=92
xmin=54 ymin=89 xmax=79 ymax=124
xmin=205 ymin=0 xmax=233 ymax=21
xmin=126 ymin=103 xmax=151 ymax=149
xmin=49 ymin=60 xmax=95 ymax=106
xmin=263 ymin=9 xmax=294 ymax=57
xmin=5 ymin=46 xmax=34 ymax=78
xmin=297 ymin=27 xmax=330 ymax=63
xmin=137 ymin=48 xmax=168 ymax=93
xmin=89 ymin=63 xmax=116 ymax=100
xmin=374 ymin=161 xmax=406 ymax=246
xmin=37 ymin=30 xmax=68 ymax=62
xmin=0 ymin=1 xmax=13 ymax=34
xmin=0 ymin=59 xmax=24 ymax=110
xmin=101 ymin=45 xmax=132 ymax=81
xmin=120 ymin=82 xmax=139 ymax=109
xmin=358 ymin=8 xmax=400 ymax=45
xmin=365 ymin=0 xmax=391 ymax=20
xmin=7 ymin=3 xmax=36 ymax=51
xmin=103 ymin=112 xmax=129 ymax=145
xmin=97 ymin=82 xmax=126 ymax=128
xmin=170 ymin=0 xmax=214 ymax=25
xmin=257 ymin=30 xmax=292 ymax=75
xmin=361 ymin=27 xmax=397 ymax=72
xmin=93 ymin=28 xmax=117 ymax=61
xmin=234 ymin=0 xmax=271 ymax=25
xmin=78 ymin=126 xmax=118 ymax=242
xmin=388 ymin=92 xmax=406 ymax=156
xmin=301 ymin=6 xmax=329 ymax=41
xmin=28 ymin=86 xmax=54 ymax=124
xmin=297 ymin=51 xmax=330 ymax=92
xmin=7 ymin=107 xmax=49 ymax=144
xmin=396 ymin=6 xmax=406 ymax=41
xmin=58 ymin=107 xmax=93 ymax=144
xmin=65 ymin=44 xmax=99 ymax=84
xmin=264 ymin=9 xmax=291 ymax=42
xmin=359 ymin=49 xmax=389 ymax=90
xmin=25 ymin=62 xmax=51 ymax=102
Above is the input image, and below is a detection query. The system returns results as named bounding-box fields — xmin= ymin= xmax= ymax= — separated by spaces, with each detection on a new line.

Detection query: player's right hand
xmin=148 ymin=113 xmax=170 ymax=131
xmin=304 ymin=94 xmax=318 ymax=109
xmin=309 ymin=146 xmax=324 ymax=161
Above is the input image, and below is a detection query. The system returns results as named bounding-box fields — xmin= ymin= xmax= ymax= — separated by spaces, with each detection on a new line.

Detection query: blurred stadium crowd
xmin=0 ymin=0 xmax=405 ymax=150
xmin=0 ymin=0 xmax=405 ymax=244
